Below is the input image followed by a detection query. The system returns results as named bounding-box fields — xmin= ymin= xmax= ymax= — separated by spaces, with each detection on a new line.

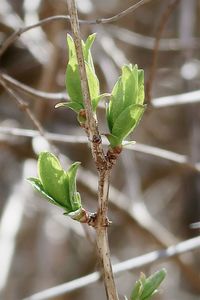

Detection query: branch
xmin=67 ymin=0 xmax=105 ymax=166
xmin=106 ymin=25 xmax=200 ymax=51
xmin=96 ymin=0 xmax=153 ymax=24
xmin=151 ymin=90 xmax=200 ymax=107
xmin=146 ymin=0 xmax=181 ymax=102
xmin=67 ymin=1 xmax=118 ymax=299
xmin=23 ymin=236 xmax=200 ymax=300
xmin=1 ymin=126 xmax=200 ymax=172
xmin=0 ymin=0 xmax=153 ymax=57
xmin=0 ymin=77 xmax=45 ymax=136
xmin=0 ymin=73 xmax=68 ymax=102
xmin=3 ymin=73 xmax=200 ymax=108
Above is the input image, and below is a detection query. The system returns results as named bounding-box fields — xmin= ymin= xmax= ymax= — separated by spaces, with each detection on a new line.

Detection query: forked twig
xmin=0 ymin=0 xmax=153 ymax=57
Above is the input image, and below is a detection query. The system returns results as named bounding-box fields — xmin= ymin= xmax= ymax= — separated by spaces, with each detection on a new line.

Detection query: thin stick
xmin=1 ymin=126 xmax=200 ymax=172
xmin=98 ymin=0 xmax=152 ymax=24
xmin=0 ymin=0 xmax=153 ymax=57
xmin=0 ymin=78 xmax=44 ymax=135
xmin=146 ymin=0 xmax=181 ymax=102
xmin=0 ymin=73 xmax=68 ymax=102
xmin=23 ymin=236 xmax=200 ymax=300
xmin=67 ymin=1 xmax=118 ymax=299
xmin=66 ymin=0 xmax=105 ymax=165
xmin=2 ymin=72 xmax=200 ymax=107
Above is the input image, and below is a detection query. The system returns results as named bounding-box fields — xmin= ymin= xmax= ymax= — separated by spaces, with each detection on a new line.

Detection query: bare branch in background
xmin=0 ymin=73 xmax=68 ymax=102
xmin=152 ymin=90 xmax=200 ymax=107
xmin=0 ymin=77 xmax=45 ymax=136
xmin=2 ymin=72 xmax=200 ymax=108
xmin=23 ymin=236 xmax=200 ymax=300
xmin=0 ymin=127 xmax=200 ymax=172
xmin=146 ymin=0 xmax=181 ymax=102
xmin=95 ymin=0 xmax=153 ymax=24
xmin=0 ymin=0 xmax=153 ymax=57
xmin=106 ymin=25 xmax=200 ymax=51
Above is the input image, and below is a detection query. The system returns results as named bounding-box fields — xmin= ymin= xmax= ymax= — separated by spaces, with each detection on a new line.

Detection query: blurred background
xmin=0 ymin=0 xmax=200 ymax=299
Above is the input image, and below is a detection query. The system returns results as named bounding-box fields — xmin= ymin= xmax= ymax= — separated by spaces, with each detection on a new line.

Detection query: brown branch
xmin=3 ymin=72 xmax=200 ymax=108
xmin=98 ymin=0 xmax=153 ymax=24
xmin=0 ymin=73 xmax=68 ymax=102
xmin=146 ymin=0 xmax=181 ymax=103
xmin=0 ymin=76 xmax=45 ymax=135
xmin=1 ymin=126 xmax=200 ymax=172
xmin=66 ymin=0 xmax=105 ymax=167
xmin=0 ymin=0 xmax=153 ymax=57
xmin=23 ymin=236 xmax=200 ymax=299
xmin=67 ymin=1 xmax=118 ymax=299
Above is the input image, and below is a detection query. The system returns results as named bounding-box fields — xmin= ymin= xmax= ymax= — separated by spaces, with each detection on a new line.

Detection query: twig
xmin=107 ymin=25 xmax=200 ymax=51
xmin=67 ymin=0 xmax=105 ymax=164
xmin=0 ymin=0 xmax=153 ymax=57
xmin=96 ymin=0 xmax=153 ymax=24
xmin=2 ymin=72 xmax=200 ymax=107
xmin=146 ymin=0 xmax=181 ymax=102
xmin=0 ymin=73 xmax=68 ymax=102
xmin=67 ymin=1 xmax=118 ymax=300
xmin=0 ymin=77 xmax=45 ymax=135
xmin=1 ymin=126 xmax=200 ymax=172
xmin=23 ymin=236 xmax=200 ymax=300
xmin=152 ymin=90 xmax=200 ymax=107
xmin=0 ymin=172 xmax=27 ymax=293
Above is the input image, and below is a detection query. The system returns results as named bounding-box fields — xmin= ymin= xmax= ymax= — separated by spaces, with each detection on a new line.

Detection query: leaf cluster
xmin=57 ymin=34 xmax=145 ymax=148
xmin=28 ymin=152 xmax=82 ymax=216
xmin=131 ymin=269 xmax=167 ymax=300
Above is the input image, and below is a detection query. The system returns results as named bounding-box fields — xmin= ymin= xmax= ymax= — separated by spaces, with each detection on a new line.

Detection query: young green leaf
xmin=130 ymin=279 xmax=143 ymax=300
xmin=106 ymin=64 xmax=145 ymax=149
xmin=83 ymin=33 xmax=96 ymax=71
xmin=27 ymin=177 xmax=63 ymax=208
xmin=107 ymin=77 xmax=123 ymax=131
xmin=65 ymin=34 xmax=100 ymax=113
xmin=28 ymin=152 xmax=83 ymax=215
xmin=130 ymin=269 xmax=167 ymax=300
xmin=55 ymin=102 xmax=84 ymax=113
xmin=140 ymin=269 xmax=166 ymax=300
xmin=38 ymin=152 xmax=70 ymax=209
xmin=66 ymin=162 xmax=81 ymax=212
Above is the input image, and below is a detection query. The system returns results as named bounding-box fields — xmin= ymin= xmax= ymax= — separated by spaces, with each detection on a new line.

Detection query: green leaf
xmin=66 ymin=59 xmax=99 ymax=109
xmin=84 ymin=33 xmax=96 ymax=71
xmin=137 ymin=69 xmax=145 ymax=105
xmin=131 ymin=279 xmax=143 ymax=300
xmin=85 ymin=61 xmax=100 ymax=102
xmin=28 ymin=152 xmax=83 ymax=217
xmin=55 ymin=102 xmax=84 ymax=113
xmin=38 ymin=152 xmax=70 ymax=210
xmin=92 ymin=93 xmax=110 ymax=111
xmin=67 ymin=34 xmax=76 ymax=60
xmin=122 ymin=64 xmax=138 ymax=107
xmin=27 ymin=177 xmax=65 ymax=209
xmin=65 ymin=34 xmax=100 ymax=112
xmin=141 ymin=269 xmax=166 ymax=300
xmin=107 ymin=77 xmax=123 ymax=131
xmin=66 ymin=61 xmax=83 ymax=103
xmin=66 ymin=162 xmax=82 ymax=211
xmin=105 ymin=134 xmax=121 ymax=149
xmin=106 ymin=64 xmax=145 ymax=148
xmin=111 ymin=104 xmax=145 ymax=146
